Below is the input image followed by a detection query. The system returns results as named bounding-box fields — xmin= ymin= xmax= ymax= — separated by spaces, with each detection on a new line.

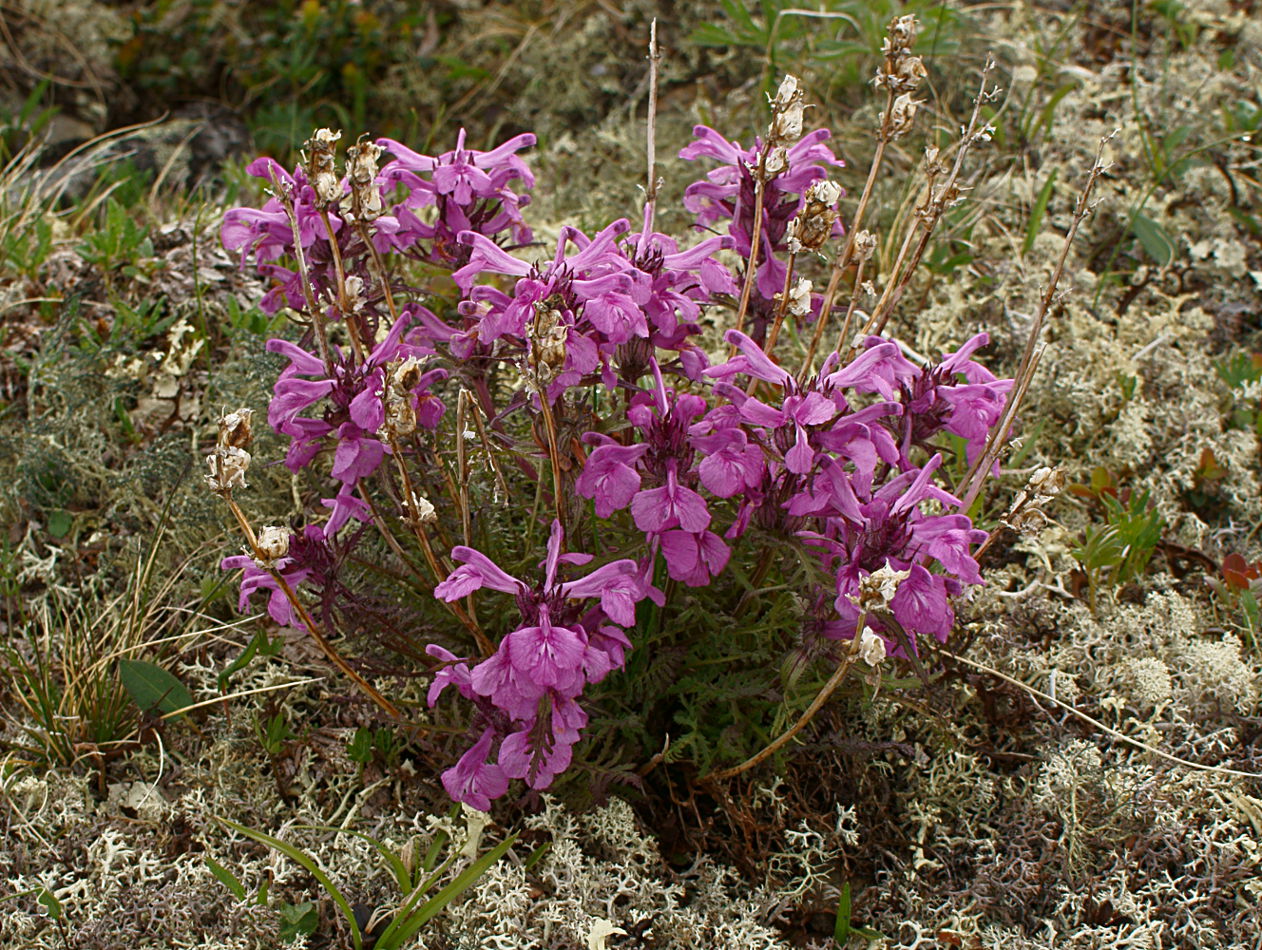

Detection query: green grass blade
xmin=218 ymin=818 xmax=362 ymax=950
xmin=376 ymin=833 xmax=516 ymax=949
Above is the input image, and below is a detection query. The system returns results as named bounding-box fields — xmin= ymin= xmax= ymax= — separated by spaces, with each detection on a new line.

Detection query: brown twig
xmin=959 ymin=131 xmax=1115 ymax=511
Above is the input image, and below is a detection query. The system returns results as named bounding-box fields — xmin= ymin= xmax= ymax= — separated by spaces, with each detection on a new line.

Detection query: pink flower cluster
xmin=221 ymin=123 xmax=1011 ymax=811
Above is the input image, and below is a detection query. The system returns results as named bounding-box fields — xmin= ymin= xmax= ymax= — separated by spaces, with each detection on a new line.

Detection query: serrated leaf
xmin=119 ymin=659 xmax=195 ymax=718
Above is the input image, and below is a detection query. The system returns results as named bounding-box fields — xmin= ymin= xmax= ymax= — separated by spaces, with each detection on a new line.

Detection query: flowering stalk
xmin=214 ymin=22 xmax=1041 ymax=807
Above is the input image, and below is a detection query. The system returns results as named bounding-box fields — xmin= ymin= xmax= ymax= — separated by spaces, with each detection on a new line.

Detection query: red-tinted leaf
xmin=1222 ymin=552 xmax=1258 ymax=591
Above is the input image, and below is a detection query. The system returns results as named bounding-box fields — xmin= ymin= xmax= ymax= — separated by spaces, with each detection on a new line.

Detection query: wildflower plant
xmin=214 ymin=18 xmax=1102 ymax=809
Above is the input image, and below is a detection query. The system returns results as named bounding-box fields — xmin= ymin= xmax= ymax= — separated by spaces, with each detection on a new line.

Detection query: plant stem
xmin=702 ymin=615 xmax=866 ymax=783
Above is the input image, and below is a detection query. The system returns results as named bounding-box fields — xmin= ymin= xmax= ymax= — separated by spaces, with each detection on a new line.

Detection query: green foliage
xmin=1216 ymin=351 xmax=1262 ymax=438
xmin=1073 ymin=489 xmax=1165 ymax=613
xmin=689 ymin=0 xmax=961 ymax=100
xmin=218 ymin=628 xmax=284 ymax=693
xmin=77 ymin=196 xmax=155 ymax=278
xmin=0 ymin=527 xmax=203 ymax=772
xmin=118 ymin=0 xmax=442 ymax=158
xmin=118 ymin=658 xmax=195 ymax=719
xmin=278 ymin=901 xmax=319 ymax=943
xmin=833 ymin=881 xmax=885 ymax=945
xmin=215 ymin=815 xmax=517 ymax=949
xmin=254 ymin=709 xmax=297 ymax=758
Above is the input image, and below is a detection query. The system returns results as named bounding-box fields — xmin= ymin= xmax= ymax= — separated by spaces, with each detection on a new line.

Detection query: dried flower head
xmin=876 ymin=16 xmax=925 ymax=94
xmin=341 ymin=134 xmax=384 ymax=222
xmin=253 ymin=525 xmax=291 ymax=567
xmin=854 ymin=229 xmax=877 ymax=262
xmin=760 ymin=146 xmax=790 ymax=181
xmin=883 ymin=94 xmax=922 ymax=139
xmin=768 ymin=74 xmax=806 ymax=147
xmin=786 ymin=179 xmax=840 ymax=252
xmin=858 ymin=627 xmax=888 ymax=666
xmin=304 ymin=128 xmax=343 ymax=210
xmin=885 ymin=14 xmax=919 ymax=52
xmin=527 ymin=300 xmax=568 ymax=384
xmin=218 ymin=408 xmax=254 ymax=450
xmin=205 ymin=408 xmax=254 ymax=494
xmin=381 ymin=356 xmax=424 ymax=438
xmin=205 ymin=447 xmax=249 ymax=494
xmin=853 ymin=562 xmax=912 ymax=611
xmin=407 ymin=491 xmax=438 ymax=526
xmin=784 ymin=278 xmax=813 ymax=317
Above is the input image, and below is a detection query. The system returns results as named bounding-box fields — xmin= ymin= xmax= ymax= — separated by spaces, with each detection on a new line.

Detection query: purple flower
xmin=428 ymin=520 xmax=658 ymax=804
xmin=680 ymin=125 xmax=843 ymax=299
xmin=660 ymin=529 xmax=730 ymax=587
xmin=441 ymin=728 xmax=509 ymax=811
xmin=575 ymin=440 xmax=648 ymax=517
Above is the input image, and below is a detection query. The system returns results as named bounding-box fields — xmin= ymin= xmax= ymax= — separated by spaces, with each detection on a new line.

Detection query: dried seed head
xmin=254 ymin=525 xmax=291 ymax=566
xmin=218 ymin=408 xmax=253 ymax=450
xmin=855 ymin=562 xmax=911 ymax=611
xmin=858 ymin=627 xmax=888 ymax=666
xmin=885 ymin=14 xmax=919 ymax=53
xmin=205 ymin=446 xmax=250 ymax=494
xmin=409 ymin=493 xmax=437 ymax=525
xmin=1029 ymin=466 xmax=1065 ymax=498
xmin=805 ymin=179 xmax=842 ymax=207
xmin=785 ymin=278 xmax=813 ymax=317
xmin=890 ymin=54 xmax=927 ymax=93
xmin=380 ymin=356 xmax=423 ymax=439
xmin=768 ymin=77 xmax=806 ymax=147
xmin=771 ymin=74 xmax=801 ymax=111
xmin=883 ymin=93 xmax=922 ymax=139
xmin=1007 ymin=507 xmax=1047 ymax=535
xmin=205 ymin=408 xmax=255 ymax=494
xmin=761 ymin=146 xmax=789 ymax=181
xmin=341 ymin=135 xmax=384 ymax=222
xmin=304 ymin=128 xmax=343 ymax=210
xmin=527 ymin=300 xmax=568 ymax=384
xmin=923 ymin=145 xmax=947 ymax=177
xmin=787 ymin=179 xmax=841 ymax=253
xmin=854 ymin=229 xmax=877 ymax=262
xmin=876 ymin=16 xmax=925 ymax=95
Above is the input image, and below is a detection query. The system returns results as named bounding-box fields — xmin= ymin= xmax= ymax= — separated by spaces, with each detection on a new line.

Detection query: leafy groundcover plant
xmin=211 ymin=17 xmax=1095 ymax=809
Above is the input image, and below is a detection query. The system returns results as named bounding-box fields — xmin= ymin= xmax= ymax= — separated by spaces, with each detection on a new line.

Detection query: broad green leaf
xmin=119 ymin=659 xmax=195 ymax=718
xmin=1131 ymin=212 xmax=1176 ymax=266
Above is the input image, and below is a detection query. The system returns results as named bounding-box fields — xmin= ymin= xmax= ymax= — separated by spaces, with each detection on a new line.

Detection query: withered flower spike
xmin=304 ymin=128 xmax=343 ymax=210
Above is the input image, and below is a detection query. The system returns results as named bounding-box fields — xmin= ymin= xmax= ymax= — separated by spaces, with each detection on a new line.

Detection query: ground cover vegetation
xmin=0 ymin=1 xmax=1260 ymax=947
